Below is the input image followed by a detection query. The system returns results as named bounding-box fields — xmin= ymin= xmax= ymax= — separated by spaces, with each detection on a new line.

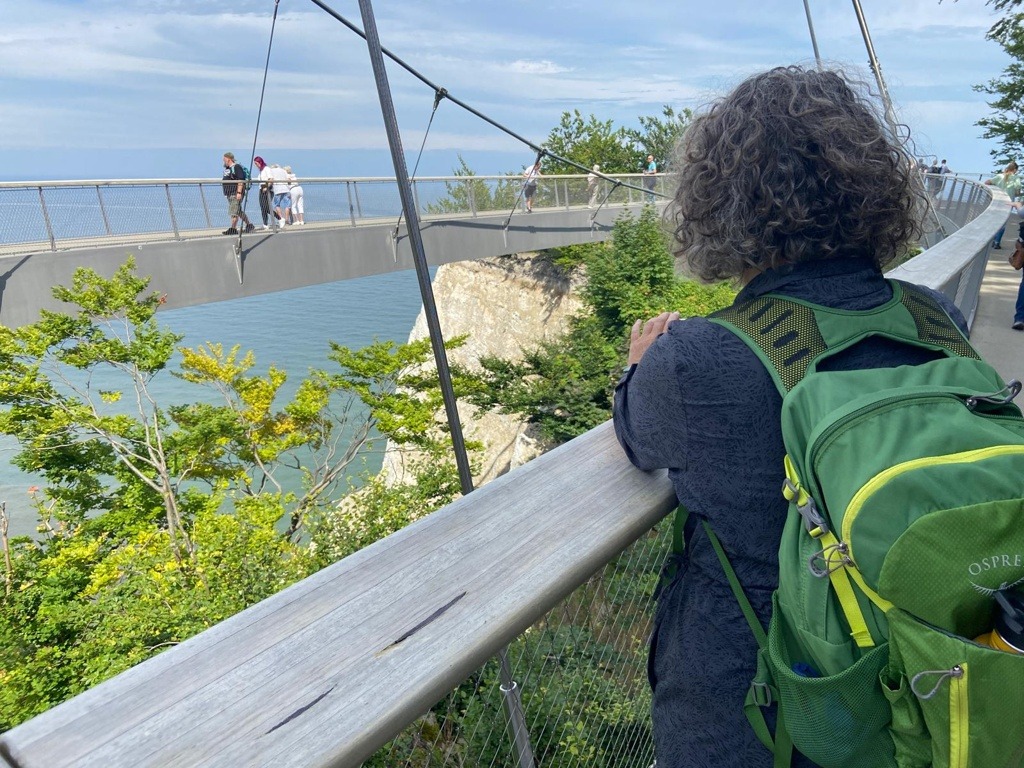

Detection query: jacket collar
xmin=735 ymin=257 xmax=885 ymax=304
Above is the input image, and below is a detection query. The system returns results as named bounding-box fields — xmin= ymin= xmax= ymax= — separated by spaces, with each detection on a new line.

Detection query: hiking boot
xmin=222 ymin=227 xmax=239 ymax=235
xmin=244 ymin=223 xmax=255 ymax=233
xmin=993 ymin=242 xmax=1002 ymax=249
xmin=1013 ymin=321 xmax=1024 ymax=331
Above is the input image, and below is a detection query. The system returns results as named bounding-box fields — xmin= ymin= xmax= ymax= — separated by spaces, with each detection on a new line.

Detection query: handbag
xmin=1011 ymin=241 xmax=1024 ymax=270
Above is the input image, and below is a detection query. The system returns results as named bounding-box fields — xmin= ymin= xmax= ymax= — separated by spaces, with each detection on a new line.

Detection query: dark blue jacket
xmin=613 ymin=257 xmax=967 ymax=768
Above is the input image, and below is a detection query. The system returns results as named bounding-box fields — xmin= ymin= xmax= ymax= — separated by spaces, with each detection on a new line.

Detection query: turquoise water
xmin=0 ymin=270 xmax=428 ymax=537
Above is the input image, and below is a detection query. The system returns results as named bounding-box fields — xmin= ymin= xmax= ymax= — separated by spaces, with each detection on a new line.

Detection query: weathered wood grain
xmin=0 ymin=421 xmax=674 ymax=768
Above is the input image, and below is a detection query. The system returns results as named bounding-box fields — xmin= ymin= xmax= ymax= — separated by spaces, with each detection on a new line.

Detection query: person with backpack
xmin=614 ymin=66 xmax=1024 ymax=768
xmin=220 ymin=152 xmax=254 ymax=235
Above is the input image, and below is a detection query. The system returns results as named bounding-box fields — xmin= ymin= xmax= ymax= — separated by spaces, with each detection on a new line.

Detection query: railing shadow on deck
xmin=0 ymin=177 xmax=1007 ymax=768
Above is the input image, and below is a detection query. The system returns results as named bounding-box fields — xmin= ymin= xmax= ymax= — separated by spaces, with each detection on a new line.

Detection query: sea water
xmin=0 ymin=270 xmax=429 ymax=538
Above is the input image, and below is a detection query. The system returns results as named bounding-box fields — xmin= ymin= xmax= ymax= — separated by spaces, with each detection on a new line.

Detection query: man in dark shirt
xmin=221 ymin=152 xmax=254 ymax=235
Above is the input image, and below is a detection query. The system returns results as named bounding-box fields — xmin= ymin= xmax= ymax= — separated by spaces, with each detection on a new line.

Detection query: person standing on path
xmin=523 ymin=160 xmax=541 ymax=212
xmin=253 ymin=156 xmax=275 ymax=229
xmin=587 ymin=164 xmax=601 ymax=208
xmin=643 ymin=154 xmax=657 ymax=202
xmin=285 ymin=166 xmax=304 ymax=225
xmin=221 ymin=152 xmax=254 ymax=235
xmin=985 ymin=161 xmax=1021 ymax=249
xmin=268 ymin=163 xmax=292 ymax=228
xmin=1012 ymin=220 xmax=1024 ymax=330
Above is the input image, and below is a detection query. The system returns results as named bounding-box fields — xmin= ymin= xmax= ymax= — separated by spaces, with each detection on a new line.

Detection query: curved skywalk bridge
xmin=0 ymin=173 xmax=667 ymax=328
xmin=0 ymin=175 xmax=1019 ymax=768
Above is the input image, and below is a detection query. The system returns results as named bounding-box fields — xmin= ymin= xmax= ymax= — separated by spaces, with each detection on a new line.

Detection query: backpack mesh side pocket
xmin=767 ymin=594 xmax=895 ymax=768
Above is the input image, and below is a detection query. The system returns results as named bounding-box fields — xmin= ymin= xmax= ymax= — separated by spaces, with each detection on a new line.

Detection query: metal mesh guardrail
xmin=920 ymin=173 xmax=993 ymax=250
xmin=363 ymin=523 xmax=667 ymax=768
xmin=0 ymin=175 xmax=664 ymax=255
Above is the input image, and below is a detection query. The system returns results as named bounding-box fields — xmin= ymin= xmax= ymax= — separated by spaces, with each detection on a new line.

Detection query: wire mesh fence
xmin=362 ymin=521 xmax=668 ymax=768
xmin=920 ymin=173 xmax=993 ymax=250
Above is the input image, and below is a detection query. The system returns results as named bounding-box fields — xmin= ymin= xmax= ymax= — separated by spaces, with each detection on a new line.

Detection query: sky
xmin=0 ymin=0 xmax=1015 ymax=181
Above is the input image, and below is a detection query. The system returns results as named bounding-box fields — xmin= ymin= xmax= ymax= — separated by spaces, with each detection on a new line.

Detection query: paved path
xmin=971 ymin=245 xmax=1023 ymax=385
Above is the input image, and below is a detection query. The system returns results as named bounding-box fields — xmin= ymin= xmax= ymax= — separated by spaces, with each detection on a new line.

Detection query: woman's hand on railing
xmin=628 ymin=311 xmax=679 ymax=366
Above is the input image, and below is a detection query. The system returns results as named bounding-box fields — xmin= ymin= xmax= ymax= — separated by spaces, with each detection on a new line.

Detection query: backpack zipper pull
xmin=910 ymin=665 xmax=964 ymax=700
xmin=808 ymin=540 xmax=852 ymax=578
xmin=966 ymin=379 xmax=1022 ymax=410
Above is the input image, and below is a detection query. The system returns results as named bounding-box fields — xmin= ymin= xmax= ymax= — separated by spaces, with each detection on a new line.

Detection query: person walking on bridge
xmin=221 ymin=152 xmax=254 ymax=235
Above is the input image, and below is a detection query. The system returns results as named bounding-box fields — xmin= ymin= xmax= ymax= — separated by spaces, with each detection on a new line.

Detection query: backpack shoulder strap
xmin=708 ymin=279 xmax=979 ymax=395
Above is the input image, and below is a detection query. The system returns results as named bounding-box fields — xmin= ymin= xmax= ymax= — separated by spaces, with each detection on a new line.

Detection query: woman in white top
xmin=285 ymin=166 xmax=304 ymax=225
xmin=522 ymin=160 xmax=541 ymax=212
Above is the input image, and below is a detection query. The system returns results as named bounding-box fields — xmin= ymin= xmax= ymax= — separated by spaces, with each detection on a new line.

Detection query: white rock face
xmin=382 ymin=252 xmax=585 ymax=486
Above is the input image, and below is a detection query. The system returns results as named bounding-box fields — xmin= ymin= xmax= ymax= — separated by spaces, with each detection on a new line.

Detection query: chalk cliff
xmin=382 ymin=252 xmax=585 ymax=486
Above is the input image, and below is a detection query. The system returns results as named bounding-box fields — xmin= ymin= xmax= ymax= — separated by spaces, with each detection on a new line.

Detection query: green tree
xmin=626 ymin=105 xmax=693 ymax=172
xmin=542 ymin=110 xmax=636 ymax=175
xmin=0 ymin=258 xmax=476 ymax=729
xmin=426 ymin=155 xmax=520 ymax=214
xmin=469 ymin=208 xmax=734 ymax=444
xmin=975 ymin=0 xmax=1024 ymax=162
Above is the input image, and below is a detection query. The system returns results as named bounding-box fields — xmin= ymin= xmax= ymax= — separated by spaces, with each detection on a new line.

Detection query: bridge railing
xmin=0 ymin=179 xmax=1005 ymax=768
xmin=0 ymin=174 xmax=669 ymax=254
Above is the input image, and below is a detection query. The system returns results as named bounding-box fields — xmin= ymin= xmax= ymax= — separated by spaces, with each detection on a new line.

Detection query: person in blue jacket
xmin=613 ymin=66 xmax=967 ymax=768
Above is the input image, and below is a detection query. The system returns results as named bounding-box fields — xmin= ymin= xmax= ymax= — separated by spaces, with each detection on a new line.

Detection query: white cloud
xmin=0 ymin=0 xmax=1012 ymax=174
xmin=505 ymin=60 xmax=572 ymax=75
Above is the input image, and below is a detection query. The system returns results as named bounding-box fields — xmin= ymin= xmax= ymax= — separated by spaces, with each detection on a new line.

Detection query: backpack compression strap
xmin=708 ymin=280 xmax=978 ymax=395
xmin=670 ymin=506 xmax=794 ymax=768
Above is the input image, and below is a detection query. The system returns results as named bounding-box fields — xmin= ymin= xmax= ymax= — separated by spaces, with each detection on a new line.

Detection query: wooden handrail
xmin=0 ymin=422 xmax=674 ymax=767
xmin=0 ymin=177 xmax=1004 ymax=768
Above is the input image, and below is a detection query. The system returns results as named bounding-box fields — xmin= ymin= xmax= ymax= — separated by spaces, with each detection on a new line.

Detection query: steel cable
xmin=306 ymin=0 xmax=668 ymax=201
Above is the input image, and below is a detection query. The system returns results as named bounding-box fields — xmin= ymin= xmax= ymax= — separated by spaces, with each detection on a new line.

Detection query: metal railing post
xmin=412 ymin=180 xmax=421 ymax=218
xmin=553 ymin=180 xmax=559 ymax=209
xmin=96 ymin=185 xmax=112 ymax=236
xmin=199 ymin=183 xmax=213 ymax=228
xmin=467 ymin=180 xmax=477 ymax=217
xmin=564 ymin=180 xmax=570 ymax=211
xmin=354 ymin=182 xmax=364 ymax=219
xmin=164 ymin=184 xmax=180 ymax=239
xmin=346 ymin=182 xmax=357 ymax=226
xmin=38 ymin=187 xmax=56 ymax=251
xmin=498 ymin=648 xmax=536 ymax=768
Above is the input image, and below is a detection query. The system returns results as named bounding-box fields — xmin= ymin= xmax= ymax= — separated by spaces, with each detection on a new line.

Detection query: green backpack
xmin=695 ymin=280 xmax=1024 ymax=768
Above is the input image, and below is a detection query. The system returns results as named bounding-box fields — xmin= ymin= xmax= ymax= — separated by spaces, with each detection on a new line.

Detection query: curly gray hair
xmin=671 ymin=66 xmax=924 ymax=282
